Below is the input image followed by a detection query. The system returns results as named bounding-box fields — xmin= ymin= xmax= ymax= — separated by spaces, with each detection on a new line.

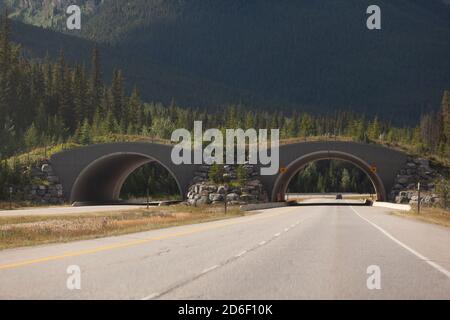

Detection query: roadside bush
xmin=436 ymin=179 xmax=450 ymax=210
xmin=209 ymin=164 xmax=224 ymax=184
xmin=236 ymin=165 xmax=248 ymax=186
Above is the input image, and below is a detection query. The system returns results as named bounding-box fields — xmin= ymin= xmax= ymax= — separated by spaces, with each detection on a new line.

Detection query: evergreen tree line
xmin=1 ymin=13 xmax=449 ymax=162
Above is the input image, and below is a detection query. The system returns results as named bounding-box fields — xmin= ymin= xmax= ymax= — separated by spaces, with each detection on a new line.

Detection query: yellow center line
xmin=0 ymin=207 xmax=299 ymax=271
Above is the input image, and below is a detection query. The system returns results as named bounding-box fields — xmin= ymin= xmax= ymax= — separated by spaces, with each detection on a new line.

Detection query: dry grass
xmin=0 ymin=205 xmax=244 ymax=250
xmin=0 ymin=201 xmax=70 ymax=210
xmin=391 ymin=207 xmax=450 ymax=228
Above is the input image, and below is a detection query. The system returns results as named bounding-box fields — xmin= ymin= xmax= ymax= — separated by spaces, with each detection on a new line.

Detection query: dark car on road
xmin=336 ymin=194 xmax=343 ymax=200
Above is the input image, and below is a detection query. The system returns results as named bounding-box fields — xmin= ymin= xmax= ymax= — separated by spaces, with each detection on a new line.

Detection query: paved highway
xmin=0 ymin=205 xmax=449 ymax=299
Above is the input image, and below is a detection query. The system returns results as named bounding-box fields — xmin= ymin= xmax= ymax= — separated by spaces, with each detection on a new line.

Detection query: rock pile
xmin=186 ymin=164 xmax=268 ymax=206
xmin=24 ymin=160 xmax=65 ymax=204
xmin=391 ymin=157 xmax=442 ymax=205
xmin=395 ymin=190 xmax=440 ymax=206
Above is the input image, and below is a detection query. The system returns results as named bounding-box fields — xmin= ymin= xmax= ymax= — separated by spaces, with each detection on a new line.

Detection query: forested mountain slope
xmin=3 ymin=1 xmax=450 ymax=123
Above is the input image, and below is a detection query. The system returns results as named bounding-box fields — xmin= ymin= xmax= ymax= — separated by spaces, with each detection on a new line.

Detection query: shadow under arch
xmin=70 ymin=152 xmax=183 ymax=204
xmin=271 ymin=151 xmax=386 ymax=202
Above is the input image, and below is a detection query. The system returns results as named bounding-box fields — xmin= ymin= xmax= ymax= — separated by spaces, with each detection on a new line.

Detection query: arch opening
xmin=120 ymin=162 xmax=182 ymax=202
xmin=70 ymin=152 xmax=183 ymax=204
xmin=286 ymin=159 xmax=376 ymax=200
xmin=272 ymin=151 xmax=386 ymax=202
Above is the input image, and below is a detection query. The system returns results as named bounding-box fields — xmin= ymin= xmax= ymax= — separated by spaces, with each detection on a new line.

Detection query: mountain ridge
xmin=3 ymin=1 xmax=450 ymax=123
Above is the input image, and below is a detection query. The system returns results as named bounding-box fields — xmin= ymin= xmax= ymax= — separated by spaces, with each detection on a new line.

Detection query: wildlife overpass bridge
xmin=49 ymin=141 xmax=409 ymax=204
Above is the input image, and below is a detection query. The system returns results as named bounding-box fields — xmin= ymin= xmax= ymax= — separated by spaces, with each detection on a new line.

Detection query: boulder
xmin=209 ymin=193 xmax=224 ymax=202
xmin=406 ymin=162 xmax=416 ymax=168
xmin=240 ymin=194 xmax=256 ymax=202
xmin=197 ymin=195 xmax=211 ymax=205
xmin=47 ymin=175 xmax=59 ymax=183
xmin=416 ymin=158 xmax=430 ymax=170
xmin=226 ymin=193 xmax=239 ymax=201
xmin=397 ymin=175 xmax=410 ymax=185
xmin=41 ymin=164 xmax=52 ymax=173
xmin=217 ymin=186 xmax=227 ymax=194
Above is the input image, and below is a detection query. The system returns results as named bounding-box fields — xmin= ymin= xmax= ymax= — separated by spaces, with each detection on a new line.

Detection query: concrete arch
xmin=70 ymin=152 xmax=183 ymax=204
xmin=50 ymin=141 xmax=409 ymax=205
xmin=50 ymin=142 xmax=198 ymax=205
xmin=271 ymin=151 xmax=387 ymax=202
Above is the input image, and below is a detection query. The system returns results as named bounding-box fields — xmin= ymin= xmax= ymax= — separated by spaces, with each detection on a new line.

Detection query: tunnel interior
xmin=286 ymin=159 xmax=376 ymax=194
xmin=70 ymin=153 xmax=182 ymax=204
xmin=272 ymin=151 xmax=386 ymax=202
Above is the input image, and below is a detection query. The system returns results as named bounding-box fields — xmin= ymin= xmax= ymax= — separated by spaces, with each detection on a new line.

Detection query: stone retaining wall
xmin=391 ymin=157 xmax=442 ymax=206
xmin=24 ymin=160 xmax=65 ymax=204
xmin=186 ymin=164 xmax=268 ymax=206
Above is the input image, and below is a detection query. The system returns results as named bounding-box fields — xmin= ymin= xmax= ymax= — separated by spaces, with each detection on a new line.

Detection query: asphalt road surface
xmin=0 ymin=205 xmax=449 ymax=299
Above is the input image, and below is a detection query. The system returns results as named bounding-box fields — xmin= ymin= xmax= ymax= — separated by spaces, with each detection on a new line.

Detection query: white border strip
xmin=350 ymin=206 xmax=450 ymax=278
xmin=373 ymin=202 xmax=411 ymax=211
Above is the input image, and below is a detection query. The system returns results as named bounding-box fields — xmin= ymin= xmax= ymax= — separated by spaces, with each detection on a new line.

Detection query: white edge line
xmin=274 ymin=233 xmax=281 ymax=237
xmin=201 ymin=264 xmax=219 ymax=274
xmin=141 ymin=292 xmax=160 ymax=300
xmin=350 ymin=206 xmax=450 ymax=279
xmin=236 ymin=250 xmax=247 ymax=258
xmin=259 ymin=241 xmax=266 ymax=246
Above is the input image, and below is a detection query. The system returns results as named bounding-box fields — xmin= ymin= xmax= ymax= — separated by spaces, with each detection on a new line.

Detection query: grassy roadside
xmin=0 ymin=201 xmax=70 ymax=210
xmin=0 ymin=205 xmax=245 ymax=250
xmin=391 ymin=207 xmax=450 ymax=228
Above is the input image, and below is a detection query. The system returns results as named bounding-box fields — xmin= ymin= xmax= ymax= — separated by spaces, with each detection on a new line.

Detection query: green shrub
xmin=209 ymin=164 xmax=224 ymax=184
xmin=436 ymin=179 xmax=450 ymax=210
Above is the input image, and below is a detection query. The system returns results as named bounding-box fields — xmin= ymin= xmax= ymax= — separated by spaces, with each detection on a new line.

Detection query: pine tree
xmin=59 ymin=63 xmax=75 ymax=131
xmin=111 ymin=69 xmax=124 ymax=121
xmin=368 ymin=116 xmax=381 ymax=141
xmin=79 ymin=118 xmax=92 ymax=145
xmin=236 ymin=165 xmax=248 ymax=186
xmin=244 ymin=111 xmax=255 ymax=130
xmin=340 ymin=168 xmax=351 ymax=192
xmin=89 ymin=46 xmax=102 ymax=119
xmin=440 ymin=91 xmax=450 ymax=148
xmin=73 ymin=64 xmax=88 ymax=124
xmin=300 ymin=114 xmax=313 ymax=137
xmin=126 ymin=87 xmax=142 ymax=133
xmin=209 ymin=164 xmax=224 ymax=184
xmin=24 ymin=123 xmax=39 ymax=149
xmin=0 ymin=10 xmax=11 ymax=69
